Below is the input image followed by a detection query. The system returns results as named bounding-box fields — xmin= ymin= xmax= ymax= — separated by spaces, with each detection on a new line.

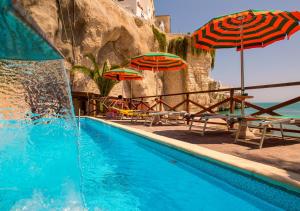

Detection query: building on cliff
xmin=114 ymin=0 xmax=171 ymax=33
xmin=155 ymin=15 xmax=171 ymax=33
xmin=114 ymin=0 xmax=155 ymax=20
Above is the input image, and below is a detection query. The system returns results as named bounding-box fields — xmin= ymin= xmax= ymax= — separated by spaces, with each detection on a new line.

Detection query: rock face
xmin=163 ymin=34 xmax=227 ymax=112
xmin=16 ymin=0 xmax=225 ymax=112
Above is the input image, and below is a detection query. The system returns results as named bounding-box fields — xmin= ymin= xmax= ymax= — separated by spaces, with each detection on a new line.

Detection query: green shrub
xmin=167 ymin=37 xmax=188 ymax=60
xmin=152 ymin=25 xmax=167 ymax=52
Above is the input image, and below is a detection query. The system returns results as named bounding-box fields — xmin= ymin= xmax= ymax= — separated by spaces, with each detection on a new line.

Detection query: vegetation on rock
xmin=191 ymin=36 xmax=216 ymax=69
xmin=168 ymin=36 xmax=216 ymax=69
xmin=152 ymin=25 xmax=167 ymax=52
xmin=168 ymin=37 xmax=189 ymax=60
xmin=72 ymin=54 xmax=120 ymax=96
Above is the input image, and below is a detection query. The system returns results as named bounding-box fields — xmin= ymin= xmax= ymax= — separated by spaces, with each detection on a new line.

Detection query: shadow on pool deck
xmin=101 ymin=118 xmax=300 ymax=177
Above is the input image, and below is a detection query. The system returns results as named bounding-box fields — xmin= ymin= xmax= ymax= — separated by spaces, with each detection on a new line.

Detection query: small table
xmin=234 ymin=95 xmax=254 ymax=101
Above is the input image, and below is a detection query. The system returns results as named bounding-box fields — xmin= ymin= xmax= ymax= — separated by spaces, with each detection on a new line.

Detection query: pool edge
xmin=85 ymin=117 xmax=300 ymax=194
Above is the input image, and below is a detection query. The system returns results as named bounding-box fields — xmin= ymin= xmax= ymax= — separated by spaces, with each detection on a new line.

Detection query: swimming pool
xmin=1 ymin=117 xmax=300 ymax=210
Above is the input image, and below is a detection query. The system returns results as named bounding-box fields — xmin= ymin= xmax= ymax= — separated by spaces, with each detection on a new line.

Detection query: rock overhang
xmin=0 ymin=0 xmax=63 ymax=61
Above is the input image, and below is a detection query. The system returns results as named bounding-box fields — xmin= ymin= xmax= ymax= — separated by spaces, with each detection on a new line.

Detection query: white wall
xmin=115 ymin=0 xmax=155 ymax=20
xmin=115 ymin=0 xmax=137 ymax=15
xmin=139 ymin=0 xmax=155 ymax=20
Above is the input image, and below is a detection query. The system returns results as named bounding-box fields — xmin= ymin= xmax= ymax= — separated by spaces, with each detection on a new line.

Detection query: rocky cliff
xmin=15 ymin=0 xmax=225 ymax=111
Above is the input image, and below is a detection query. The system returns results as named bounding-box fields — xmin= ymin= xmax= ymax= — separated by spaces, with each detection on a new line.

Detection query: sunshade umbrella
xmin=193 ymin=9 xmax=300 ymax=115
xmin=130 ymin=52 xmax=188 ymax=71
xmin=103 ymin=68 xmax=143 ymax=99
xmin=130 ymin=52 xmax=188 ymax=96
xmin=103 ymin=68 xmax=143 ymax=81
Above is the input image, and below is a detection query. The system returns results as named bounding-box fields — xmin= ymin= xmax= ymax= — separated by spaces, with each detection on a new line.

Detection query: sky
xmin=154 ymin=0 xmax=300 ymax=102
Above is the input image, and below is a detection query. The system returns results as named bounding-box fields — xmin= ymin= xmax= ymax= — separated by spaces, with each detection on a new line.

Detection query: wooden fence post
xmin=159 ymin=96 xmax=163 ymax=111
xmin=230 ymin=89 xmax=235 ymax=114
xmin=87 ymin=98 xmax=90 ymax=116
xmin=186 ymin=93 xmax=190 ymax=113
xmin=93 ymin=99 xmax=96 ymax=117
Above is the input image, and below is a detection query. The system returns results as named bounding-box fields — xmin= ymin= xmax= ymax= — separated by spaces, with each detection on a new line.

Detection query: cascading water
xmin=0 ymin=0 xmax=88 ymax=208
xmin=0 ymin=60 xmax=75 ymax=123
xmin=0 ymin=59 xmax=87 ymax=209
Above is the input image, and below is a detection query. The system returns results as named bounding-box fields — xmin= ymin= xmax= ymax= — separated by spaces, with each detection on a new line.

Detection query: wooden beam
xmin=252 ymin=96 xmax=300 ymax=116
xmin=189 ymin=99 xmax=214 ymax=113
xmin=141 ymin=101 xmax=151 ymax=110
xmin=195 ymin=98 xmax=230 ymax=115
xmin=149 ymin=102 xmax=159 ymax=110
xmin=234 ymin=98 xmax=281 ymax=116
xmin=159 ymin=99 xmax=174 ymax=110
xmin=170 ymin=99 xmax=187 ymax=111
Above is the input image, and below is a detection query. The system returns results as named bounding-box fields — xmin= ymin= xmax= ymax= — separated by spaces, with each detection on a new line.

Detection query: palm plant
xmin=72 ymin=54 xmax=120 ymax=96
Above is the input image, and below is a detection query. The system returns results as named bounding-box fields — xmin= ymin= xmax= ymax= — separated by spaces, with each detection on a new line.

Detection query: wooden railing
xmin=128 ymin=81 xmax=300 ymax=116
xmin=72 ymin=81 xmax=300 ymax=118
xmin=72 ymin=81 xmax=300 ymax=135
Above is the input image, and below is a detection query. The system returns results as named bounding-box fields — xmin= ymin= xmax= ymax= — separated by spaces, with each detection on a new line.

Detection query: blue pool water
xmin=1 ymin=118 xmax=300 ymax=210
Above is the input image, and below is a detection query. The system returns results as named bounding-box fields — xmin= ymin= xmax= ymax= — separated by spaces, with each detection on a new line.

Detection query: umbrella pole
xmin=240 ymin=24 xmax=245 ymax=116
xmin=240 ymin=48 xmax=245 ymax=116
xmin=238 ymin=23 xmax=255 ymax=139
xmin=155 ymin=74 xmax=158 ymax=97
xmin=122 ymin=81 xmax=124 ymax=97
xmin=130 ymin=80 xmax=132 ymax=108
xmin=156 ymin=62 xmax=158 ymax=97
xmin=156 ymin=62 xmax=159 ymax=111
xmin=130 ymin=80 xmax=132 ymax=99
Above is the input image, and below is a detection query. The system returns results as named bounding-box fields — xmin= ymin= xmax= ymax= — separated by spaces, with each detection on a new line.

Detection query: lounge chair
xmin=144 ymin=111 xmax=187 ymax=127
xmin=188 ymin=113 xmax=240 ymax=135
xmin=235 ymin=116 xmax=300 ymax=149
xmin=108 ymin=107 xmax=148 ymax=121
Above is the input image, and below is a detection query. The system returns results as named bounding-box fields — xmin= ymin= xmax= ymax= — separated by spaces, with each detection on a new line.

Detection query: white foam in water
xmin=10 ymin=191 xmax=49 ymax=210
xmin=10 ymin=188 xmax=86 ymax=211
xmin=0 ymin=59 xmax=85 ymax=209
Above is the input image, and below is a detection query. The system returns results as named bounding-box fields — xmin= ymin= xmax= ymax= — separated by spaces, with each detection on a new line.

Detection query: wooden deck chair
xmin=110 ymin=107 xmax=149 ymax=121
xmin=188 ymin=113 xmax=239 ymax=136
xmin=144 ymin=111 xmax=187 ymax=127
xmin=234 ymin=116 xmax=300 ymax=149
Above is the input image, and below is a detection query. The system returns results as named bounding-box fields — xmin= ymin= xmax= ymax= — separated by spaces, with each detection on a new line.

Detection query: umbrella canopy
xmin=103 ymin=68 xmax=143 ymax=81
xmin=130 ymin=52 xmax=187 ymax=71
xmin=103 ymin=68 xmax=143 ymax=100
xmin=192 ymin=9 xmax=300 ymax=116
xmin=193 ymin=10 xmax=300 ymax=50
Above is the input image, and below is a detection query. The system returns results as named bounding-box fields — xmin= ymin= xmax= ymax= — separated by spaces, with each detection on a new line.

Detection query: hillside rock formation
xmin=15 ymin=0 xmax=225 ymax=111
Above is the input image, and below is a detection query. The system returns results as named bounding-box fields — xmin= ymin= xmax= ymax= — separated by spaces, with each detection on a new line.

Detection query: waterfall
xmin=0 ymin=1 xmax=88 ymax=208
xmin=0 ymin=59 xmax=87 ymax=209
xmin=0 ymin=59 xmax=74 ymax=123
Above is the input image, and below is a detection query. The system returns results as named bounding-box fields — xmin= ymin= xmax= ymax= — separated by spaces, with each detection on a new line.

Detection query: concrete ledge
xmin=86 ymin=117 xmax=300 ymax=194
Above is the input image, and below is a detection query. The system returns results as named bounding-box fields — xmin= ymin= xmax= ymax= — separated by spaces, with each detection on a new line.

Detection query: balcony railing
xmin=72 ymin=81 xmax=300 ymax=134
